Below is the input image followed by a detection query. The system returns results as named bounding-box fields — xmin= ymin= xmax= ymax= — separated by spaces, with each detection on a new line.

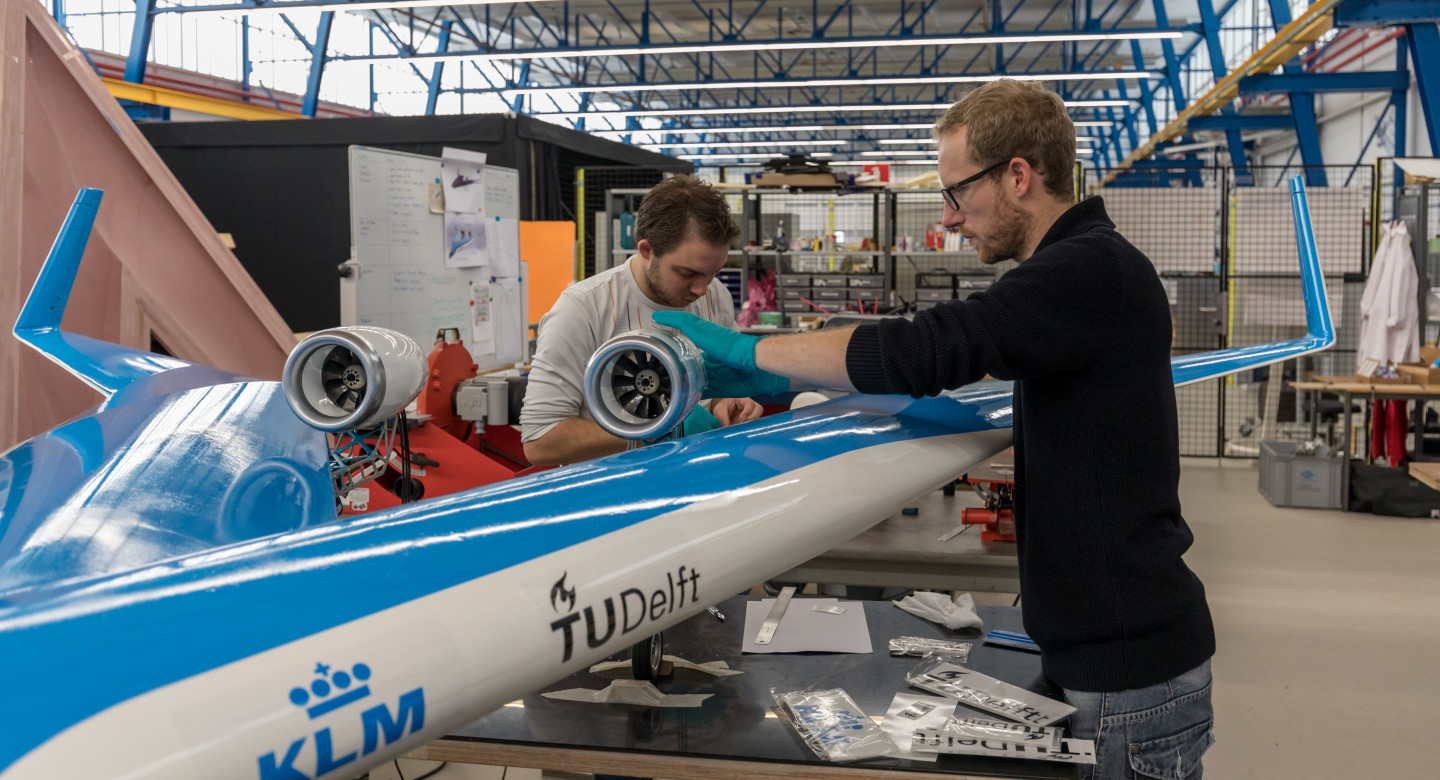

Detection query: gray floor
xmin=375 ymin=457 xmax=1440 ymax=779
xmin=1177 ymin=457 xmax=1440 ymax=779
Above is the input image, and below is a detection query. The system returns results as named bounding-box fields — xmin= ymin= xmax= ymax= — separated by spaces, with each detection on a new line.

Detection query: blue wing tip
xmin=15 ymin=189 xmax=104 ymax=335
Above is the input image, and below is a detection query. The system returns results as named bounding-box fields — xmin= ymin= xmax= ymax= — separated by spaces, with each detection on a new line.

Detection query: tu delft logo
xmin=548 ymin=565 xmax=702 ymax=663
xmin=257 ymin=661 xmax=425 ymax=780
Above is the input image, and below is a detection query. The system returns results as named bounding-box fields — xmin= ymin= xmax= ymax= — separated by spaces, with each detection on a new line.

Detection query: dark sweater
xmin=846 ymin=197 xmax=1214 ymax=692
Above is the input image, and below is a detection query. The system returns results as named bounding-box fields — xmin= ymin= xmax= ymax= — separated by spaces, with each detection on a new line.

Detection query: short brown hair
xmin=934 ymin=80 xmax=1075 ymax=200
xmin=636 ymin=175 xmax=741 ymax=256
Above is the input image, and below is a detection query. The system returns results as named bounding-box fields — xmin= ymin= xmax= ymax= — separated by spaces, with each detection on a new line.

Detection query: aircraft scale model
xmin=0 ymin=179 xmax=1332 ymax=779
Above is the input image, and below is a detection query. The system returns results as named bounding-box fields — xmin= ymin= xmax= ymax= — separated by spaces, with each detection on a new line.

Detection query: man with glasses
xmin=654 ymin=79 xmax=1215 ymax=779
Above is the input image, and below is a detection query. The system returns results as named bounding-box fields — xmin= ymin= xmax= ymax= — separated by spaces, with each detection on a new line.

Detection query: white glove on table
xmin=893 ymin=591 xmax=983 ymax=631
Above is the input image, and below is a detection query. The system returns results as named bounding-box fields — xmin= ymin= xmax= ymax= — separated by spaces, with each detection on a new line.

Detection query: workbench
xmin=409 ymin=598 xmax=1075 ymax=780
xmin=1290 ymin=375 xmax=1440 ymax=469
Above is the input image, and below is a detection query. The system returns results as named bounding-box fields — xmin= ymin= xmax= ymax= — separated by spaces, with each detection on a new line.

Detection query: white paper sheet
xmin=443 ymin=212 xmax=488 ymax=269
xmin=880 ymin=693 xmax=956 ymax=762
xmin=741 ymin=598 xmax=872 ymax=654
xmin=541 ymin=679 xmax=711 ymax=708
xmin=491 ymin=277 xmax=524 ymax=365
xmin=589 ymin=655 xmax=744 ymax=677
xmin=470 ymin=281 xmax=495 ymax=351
xmin=441 ymin=147 xmax=487 ymax=214
xmin=490 ymin=216 xmax=521 ymax=277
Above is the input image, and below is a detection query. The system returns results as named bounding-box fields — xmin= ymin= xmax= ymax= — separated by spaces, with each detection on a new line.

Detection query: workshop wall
xmin=140 ymin=114 xmax=689 ymax=332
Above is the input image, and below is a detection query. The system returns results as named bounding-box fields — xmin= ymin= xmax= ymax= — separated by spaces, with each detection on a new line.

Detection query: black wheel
xmin=394 ymin=476 xmax=425 ymax=502
xmin=631 ymin=631 xmax=663 ymax=681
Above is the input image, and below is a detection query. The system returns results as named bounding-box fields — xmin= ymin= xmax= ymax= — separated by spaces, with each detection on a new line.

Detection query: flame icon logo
xmin=550 ymin=572 xmax=577 ymax=613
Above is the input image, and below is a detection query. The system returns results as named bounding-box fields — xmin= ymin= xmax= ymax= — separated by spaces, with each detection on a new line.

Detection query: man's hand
xmin=712 ymin=397 xmax=764 ymax=427
xmin=652 ymin=311 xmax=791 ymax=399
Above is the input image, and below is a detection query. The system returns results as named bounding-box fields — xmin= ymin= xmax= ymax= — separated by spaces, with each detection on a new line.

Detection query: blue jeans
xmin=1061 ymin=659 xmax=1216 ymax=780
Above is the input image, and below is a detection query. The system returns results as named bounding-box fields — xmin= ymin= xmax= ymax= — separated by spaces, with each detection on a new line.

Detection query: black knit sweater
xmin=846 ymin=197 xmax=1214 ymax=692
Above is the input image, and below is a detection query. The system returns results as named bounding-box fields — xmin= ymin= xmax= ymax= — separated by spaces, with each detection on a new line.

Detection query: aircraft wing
xmin=0 ymin=178 xmax=1331 ymax=779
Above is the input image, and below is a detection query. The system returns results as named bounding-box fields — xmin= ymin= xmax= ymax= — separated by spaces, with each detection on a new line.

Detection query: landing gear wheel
xmin=393 ymin=476 xmax=425 ymax=502
xmin=631 ymin=631 xmax=663 ymax=681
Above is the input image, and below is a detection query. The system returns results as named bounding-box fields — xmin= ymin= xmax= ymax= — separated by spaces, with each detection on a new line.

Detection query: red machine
xmin=417 ymin=327 xmax=479 ymax=440
xmin=959 ymin=476 xmax=1017 ymax=542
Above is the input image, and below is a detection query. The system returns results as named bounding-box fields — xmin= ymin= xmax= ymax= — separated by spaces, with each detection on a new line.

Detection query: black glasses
xmin=940 ymin=160 xmax=1009 ymax=210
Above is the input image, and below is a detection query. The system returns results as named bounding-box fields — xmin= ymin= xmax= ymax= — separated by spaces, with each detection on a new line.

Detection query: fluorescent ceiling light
xmin=507 ymin=71 xmax=1150 ymax=97
xmin=173 ymin=0 xmax=543 ymax=15
xmin=541 ymin=99 xmax=1126 ymax=121
xmin=345 ymin=31 xmax=1184 ymax=65
xmin=642 ymin=140 xmax=843 ymax=149
xmin=861 ymin=150 xmax=932 ymax=156
xmin=678 ymin=152 xmax=835 ymax=160
xmin=877 ymin=139 xmax=937 ymax=144
xmin=1074 ymin=121 xmax=1112 ymax=127
xmin=828 ymin=160 xmax=941 ymax=166
xmin=593 ymin=123 xmax=936 ymax=137
xmin=1075 ymin=137 xmax=1099 ymax=143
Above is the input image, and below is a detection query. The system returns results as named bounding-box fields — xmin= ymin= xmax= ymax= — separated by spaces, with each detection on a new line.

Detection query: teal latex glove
xmin=646 ymin=404 xmax=722 ymax=443
xmin=652 ymin=311 xmax=760 ymax=370
xmin=651 ymin=311 xmax=790 ymax=399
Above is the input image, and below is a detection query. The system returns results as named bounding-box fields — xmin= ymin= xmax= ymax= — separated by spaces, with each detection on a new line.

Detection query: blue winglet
xmin=14 ymin=188 xmax=192 ymax=397
xmin=1170 ymin=176 xmax=1334 ymax=387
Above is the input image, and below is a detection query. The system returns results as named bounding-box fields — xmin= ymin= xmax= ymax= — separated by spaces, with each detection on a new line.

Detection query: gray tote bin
xmin=1258 ymin=441 xmax=1345 ymax=509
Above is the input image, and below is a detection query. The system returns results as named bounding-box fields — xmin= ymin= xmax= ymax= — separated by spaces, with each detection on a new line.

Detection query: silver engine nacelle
xmin=583 ymin=330 xmax=705 ymax=440
xmin=283 ymin=327 xmax=427 ymax=432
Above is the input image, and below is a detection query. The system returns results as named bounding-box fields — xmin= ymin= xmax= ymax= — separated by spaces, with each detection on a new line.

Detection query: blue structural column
xmin=124 ymin=0 xmax=157 ymax=83
xmin=425 ymin=21 xmax=453 ymax=116
xmin=1268 ymin=0 xmax=1327 ymax=185
xmin=1404 ymin=23 xmax=1440 ymax=155
xmin=301 ymin=12 xmax=334 ymax=117
xmin=510 ymin=61 xmax=531 ymax=113
xmin=51 ymin=0 xmax=64 ymax=28
xmin=1150 ymin=0 xmax=1204 ymax=186
xmin=1197 ymin=0 xmax=1252 ymax=182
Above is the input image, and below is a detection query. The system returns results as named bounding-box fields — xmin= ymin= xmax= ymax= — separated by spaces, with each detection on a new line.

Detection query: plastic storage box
xmin=1258 ymin=441 xmax=1345 ymax=509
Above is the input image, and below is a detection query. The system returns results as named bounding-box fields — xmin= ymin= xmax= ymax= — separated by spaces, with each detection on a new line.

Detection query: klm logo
xmin=257 ymin=662 xmax=425 ymax=780
xmin=548 ymin=565 xmax=701 ymax=662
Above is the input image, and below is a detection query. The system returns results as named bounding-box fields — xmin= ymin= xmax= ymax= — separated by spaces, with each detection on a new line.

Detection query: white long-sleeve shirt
xmin=520 ymin=256 xmax=736 ymax=443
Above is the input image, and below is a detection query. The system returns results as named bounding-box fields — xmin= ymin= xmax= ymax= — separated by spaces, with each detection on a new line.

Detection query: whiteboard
xmin=342 ymin=145 xmax=527 ymax=370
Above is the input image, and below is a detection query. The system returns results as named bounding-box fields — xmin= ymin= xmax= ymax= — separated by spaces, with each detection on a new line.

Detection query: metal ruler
xmin=753 ymin=585 xmax=796 ymax=645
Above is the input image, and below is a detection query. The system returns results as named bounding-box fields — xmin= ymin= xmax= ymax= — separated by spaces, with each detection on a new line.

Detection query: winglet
xmin=15 ymin=188 xmax=103 ymax=332
xmin=14 ymin=189 xmax=192 ymax=398
xmin=1291 ymin=175 xmax=1334 ymax=344
xmin=1169 ymin=176 xmax=1334 ymax=387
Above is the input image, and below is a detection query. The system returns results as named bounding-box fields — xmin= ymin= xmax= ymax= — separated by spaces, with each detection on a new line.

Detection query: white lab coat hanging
xmin=1357 ymin=221 xmax=1419 ymax=372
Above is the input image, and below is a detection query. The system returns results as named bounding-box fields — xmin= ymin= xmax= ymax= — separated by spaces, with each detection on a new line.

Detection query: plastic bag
xmin=888 ymin=636 xmax=972 ymax=660
xmin=772 ymin=688 xmax=897 ymax=762
xmin=905 ymin=653 xmax=1075 ymax=726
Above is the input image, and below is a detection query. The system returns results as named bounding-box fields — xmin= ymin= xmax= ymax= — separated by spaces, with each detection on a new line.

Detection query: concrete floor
xmin=373 ymin=457 xmax=1440 ymax=779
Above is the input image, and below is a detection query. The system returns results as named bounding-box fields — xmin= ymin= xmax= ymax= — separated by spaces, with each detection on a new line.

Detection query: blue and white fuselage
xmin=0 ymin=181 xmax=1332 ymax=779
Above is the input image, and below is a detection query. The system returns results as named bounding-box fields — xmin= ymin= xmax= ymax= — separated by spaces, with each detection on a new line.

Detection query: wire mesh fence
xmin=1086 ymin=164 xmax=1376 ymax=458
xmin=601 ymin=162 xmax=1381 ymax=458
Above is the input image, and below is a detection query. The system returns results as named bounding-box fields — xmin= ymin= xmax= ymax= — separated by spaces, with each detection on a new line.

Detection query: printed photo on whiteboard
xmin=444 ymin=212 xmax=489 ymax=269
xmin=470 ymin=280 xmax=495 ymax=352
xmin=441 ymin=147 xmax=487 ymax=214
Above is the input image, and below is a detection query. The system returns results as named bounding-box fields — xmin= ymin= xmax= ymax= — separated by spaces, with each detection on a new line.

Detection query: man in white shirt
xmin=521 ymin=175 xmax=764 ymax=466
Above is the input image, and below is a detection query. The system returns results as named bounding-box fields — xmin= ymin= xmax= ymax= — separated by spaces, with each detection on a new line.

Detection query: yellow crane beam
xmin=1099 ymin=0 xmax=1342 ymax=186
xmin=103 ymin=78 xmax=303 ymax=121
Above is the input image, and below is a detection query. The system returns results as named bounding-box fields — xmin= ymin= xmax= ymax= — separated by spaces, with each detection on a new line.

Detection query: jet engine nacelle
xmin=583 ymin=330 xmax=705 ymax=440
xmin=283 ymin=327 xmax=427 ymax=432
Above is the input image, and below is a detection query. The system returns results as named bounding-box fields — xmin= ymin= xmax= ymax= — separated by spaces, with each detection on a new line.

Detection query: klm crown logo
xmin=289 ymin=662 xmax=372 ymax=720
xmin=259 ymin=660 xmax=426 ymax=780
